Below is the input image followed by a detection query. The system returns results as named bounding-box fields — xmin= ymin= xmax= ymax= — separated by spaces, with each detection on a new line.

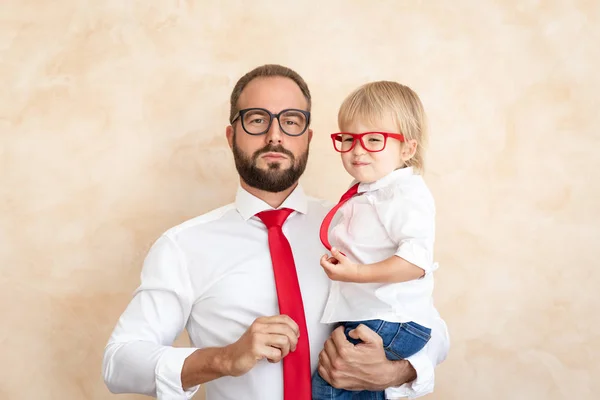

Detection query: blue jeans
xmin=311 ymin=319 xmax=431 ymax=400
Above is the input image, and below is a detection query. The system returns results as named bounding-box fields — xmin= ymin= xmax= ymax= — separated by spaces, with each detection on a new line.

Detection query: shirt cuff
xmin=155 ymin=347 xmax=200 ymax=399
xmin=395 ymin=243 xmax=436 ymax=275
xmin=384 ymin=351 xmax=435 ymax=399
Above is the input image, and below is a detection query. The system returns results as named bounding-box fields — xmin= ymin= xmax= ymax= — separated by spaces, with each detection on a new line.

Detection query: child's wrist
xmin=355 ymin=263 xmax=369 ymax=283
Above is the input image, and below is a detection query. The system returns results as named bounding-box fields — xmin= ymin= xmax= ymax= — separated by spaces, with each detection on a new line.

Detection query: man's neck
xmin=240 ymin=179 xmax=298 ymax=209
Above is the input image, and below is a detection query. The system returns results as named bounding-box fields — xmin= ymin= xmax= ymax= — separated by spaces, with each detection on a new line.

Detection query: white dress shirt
xmin=321 ymin=167 xmax=438 ymax=328
xmin=102 ymin=183 xmax=449 ymax=400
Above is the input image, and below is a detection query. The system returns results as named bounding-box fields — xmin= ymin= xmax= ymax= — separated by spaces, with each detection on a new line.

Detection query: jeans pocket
xmin=403 ymin=321 xmax=432 ymax=342
xmin=384 ymin=322 xmax=431 ymax=359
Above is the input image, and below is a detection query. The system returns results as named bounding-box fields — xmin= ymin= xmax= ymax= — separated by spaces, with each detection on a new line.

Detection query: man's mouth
xmin=262 ymin=152 xmax=288 ymax=161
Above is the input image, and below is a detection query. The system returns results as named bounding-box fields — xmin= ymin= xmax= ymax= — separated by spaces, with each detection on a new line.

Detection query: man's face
xmin=227 ymin=77 xmax=312 ymax=193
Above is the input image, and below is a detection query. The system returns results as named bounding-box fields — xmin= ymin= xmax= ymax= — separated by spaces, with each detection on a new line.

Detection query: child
xmin=312 ymin=81 xmax=439 ymax=400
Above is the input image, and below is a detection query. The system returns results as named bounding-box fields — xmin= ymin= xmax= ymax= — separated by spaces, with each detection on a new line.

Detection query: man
xmin=102 ymin=64 xmax=449 ymax=399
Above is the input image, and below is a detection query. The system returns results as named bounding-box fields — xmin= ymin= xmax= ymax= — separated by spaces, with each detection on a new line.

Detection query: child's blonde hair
xmin=338 ymin=81 xmax=428 ymax=173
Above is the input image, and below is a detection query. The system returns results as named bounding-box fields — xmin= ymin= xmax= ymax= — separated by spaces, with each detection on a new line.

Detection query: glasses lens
xmin=362 ymin=133 xmax=386 ymax=151
xmin=279 ymin=110 xmax=307 ymax=135
xmin=242 ymin=109 xmax=271 ymax=134
xmin=331 ymin=134 xmax=354 ymax=152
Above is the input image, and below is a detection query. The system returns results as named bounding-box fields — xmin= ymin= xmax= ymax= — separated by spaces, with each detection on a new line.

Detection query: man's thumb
xmin=348 ymin=324 xmax=380 ymax=345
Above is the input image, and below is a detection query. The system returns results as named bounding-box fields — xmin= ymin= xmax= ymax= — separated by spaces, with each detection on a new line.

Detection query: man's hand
xmin=317 ymin=324 xmax=417 ymax=391
xmin=223 ymin=315 xmax=300 ymax=377
xmin=320 ymin=248 xmax=361 ymax=282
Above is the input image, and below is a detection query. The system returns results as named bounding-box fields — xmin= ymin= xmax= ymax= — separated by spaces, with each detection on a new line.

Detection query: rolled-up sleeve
xmin=102 ymin=234 xmax=200 ymax=399
xmin=376 ymin=188 xmax=437 ymax=275
xmin=376 ymin=182 xmax=447 ymax=398
xmin=384 ymin=309 xmax=450 ymax=399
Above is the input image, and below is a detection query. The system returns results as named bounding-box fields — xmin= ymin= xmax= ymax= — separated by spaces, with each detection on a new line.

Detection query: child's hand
xmin=320 ymin=247 xmax=360 ymax=282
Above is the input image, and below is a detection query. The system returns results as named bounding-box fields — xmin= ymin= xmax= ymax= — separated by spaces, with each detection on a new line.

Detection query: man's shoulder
xmin=164 ymin=202 xmax=238 ymax=238
xmin=306 ymin=195 xmax=334 ymax=212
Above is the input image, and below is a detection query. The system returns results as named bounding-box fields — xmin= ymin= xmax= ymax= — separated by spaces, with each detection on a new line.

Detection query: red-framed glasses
xmin=330 ymin=132 xmax=405 ymax=153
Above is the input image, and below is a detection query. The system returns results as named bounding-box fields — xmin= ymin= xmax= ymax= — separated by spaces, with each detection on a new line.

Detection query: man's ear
xmin=307 ymin=128 xmax=313 ymax=143
xmin=226 ymin=125 xmax=234 ymax=149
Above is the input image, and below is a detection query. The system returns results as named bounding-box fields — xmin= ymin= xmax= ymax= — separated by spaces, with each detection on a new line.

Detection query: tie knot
xmin=256 ymin=208 xmax=294 ymax=229
xmin=340 ymin=183 xmax=360 ymax=203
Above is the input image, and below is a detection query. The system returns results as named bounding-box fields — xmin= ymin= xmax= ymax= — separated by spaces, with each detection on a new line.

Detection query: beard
xmin=232 ymin=133 xmax=309 ymax=193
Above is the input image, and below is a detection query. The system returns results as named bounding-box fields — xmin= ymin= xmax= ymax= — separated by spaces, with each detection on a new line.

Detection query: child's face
xmin=340 ymin=118 xmax=416 ymax=183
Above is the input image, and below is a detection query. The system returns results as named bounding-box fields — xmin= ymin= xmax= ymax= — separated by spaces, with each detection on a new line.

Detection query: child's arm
xmin=321 ymin=184 xmax=436 ymax=283
xmin=321 ymin=248 xmax=424 ymax=283
xmin=357 ymin=253 xmax=424 ymax=283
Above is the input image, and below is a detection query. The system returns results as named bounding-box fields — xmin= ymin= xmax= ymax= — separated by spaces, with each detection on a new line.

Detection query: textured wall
xmin=1 ymin=1 xmax=599 ymax=399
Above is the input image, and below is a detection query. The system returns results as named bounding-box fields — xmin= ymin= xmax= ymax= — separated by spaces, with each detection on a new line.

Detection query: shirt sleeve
xmin=102 ymin=234 xmax=200 ymax=399
xmin=376 ymin=184 xmax=437 ymax=274
xmin=384 ymin=309 xmax=450 ymax=399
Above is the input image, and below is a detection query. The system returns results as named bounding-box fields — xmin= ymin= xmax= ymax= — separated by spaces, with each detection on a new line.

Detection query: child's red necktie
xmin=319 ymin=183 xmax=360 ymax=251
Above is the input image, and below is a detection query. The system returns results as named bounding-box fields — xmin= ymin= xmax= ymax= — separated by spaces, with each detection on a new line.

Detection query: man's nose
xmin=265 ymin=118 xmax=283 ymax=144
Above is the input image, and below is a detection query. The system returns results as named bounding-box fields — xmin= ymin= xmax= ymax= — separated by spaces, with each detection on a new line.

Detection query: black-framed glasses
xmin=231 ymin=108 xmax=311 ymax=136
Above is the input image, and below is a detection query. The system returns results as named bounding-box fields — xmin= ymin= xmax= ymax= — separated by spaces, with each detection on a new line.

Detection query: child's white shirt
xmin=320 ymin=167 xmax=439 ymax=328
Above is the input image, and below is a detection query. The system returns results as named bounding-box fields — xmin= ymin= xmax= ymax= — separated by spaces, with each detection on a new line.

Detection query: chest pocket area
xmin=347 ymin=202 xmax=390 ymax=244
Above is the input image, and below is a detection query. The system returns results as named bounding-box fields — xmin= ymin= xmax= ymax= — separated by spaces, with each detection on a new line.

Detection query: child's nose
xmin=352 ymin=140 xmax=367 ymax=155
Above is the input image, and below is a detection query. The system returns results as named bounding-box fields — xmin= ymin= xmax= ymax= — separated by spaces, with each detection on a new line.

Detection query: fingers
xmin=248 ymin=315 xmax=300 ymax=363
xmin=320 ymin=255 xmax=337 ymax=270
xmin=261 ymin=342 xmax=283 ymax=363
xmin=349 ymin=324 xmax=382 ymax=346
xmin=331 ymin=247 xmax=342 ymax=257
xmin=323 ymin=326 xmax=343 ymax=362
xmin=322 ymin=248 xmax=347 ymax=267
xmin=255 ymin=315 xmax=300 ymax=337
xmin=320 ymin=328 xmax=350 ymax=389
xmin=331 ymin=247 xmax=347 ymax=261
xmin=319 ymin=347 xmax=332 ymax=370
xmin=317 ymin=349 xmax=333 ymax=385
xmin=259 ymin=315 xmax=299 ymax=352
xmin=262 ymin=332 xmax=292 ymax=358
xmin=330 ymin=325 xmax=352 ymax=352
xmin=246 ymin=333 xmax=288 ymax=364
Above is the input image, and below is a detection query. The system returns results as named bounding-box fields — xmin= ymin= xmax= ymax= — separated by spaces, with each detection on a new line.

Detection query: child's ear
xmin=401 ymin=139 xmax=418 ymax=161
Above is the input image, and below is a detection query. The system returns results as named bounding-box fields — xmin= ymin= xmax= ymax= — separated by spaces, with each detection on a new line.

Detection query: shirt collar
xmin=235 ymin=183 xmax=308 ymax=221
xmin=356 ymin=166 xmax=415 ymax=193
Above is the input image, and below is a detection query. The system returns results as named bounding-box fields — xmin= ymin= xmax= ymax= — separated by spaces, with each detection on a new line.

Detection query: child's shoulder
xmin=379 ymin=173 xmax=433 ymax=202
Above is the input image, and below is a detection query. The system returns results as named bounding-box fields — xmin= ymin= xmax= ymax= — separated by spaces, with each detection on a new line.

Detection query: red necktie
xmin=319 ymin=183 xmax=360 ymax=251
xmin=256 ymin=208 xmax=311 ymax=400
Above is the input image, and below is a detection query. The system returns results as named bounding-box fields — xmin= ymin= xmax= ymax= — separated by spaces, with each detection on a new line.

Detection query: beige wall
xmin=1 ymin=1 xmax=599 ymax=399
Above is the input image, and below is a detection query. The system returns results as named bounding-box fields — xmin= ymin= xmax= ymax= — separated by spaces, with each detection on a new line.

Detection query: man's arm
xmin=102 ymin=234 xmax=199 ymax=398
xmin=103 ymin=234 xmax=301 ymax=397
xmin=181 ymin=315 xmax=300 ymax=389
xmin=318 ymin=314 xmax=449 ymax=398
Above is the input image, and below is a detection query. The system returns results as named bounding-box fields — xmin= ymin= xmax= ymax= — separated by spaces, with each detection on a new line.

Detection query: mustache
xmin=253 ymin=144 xmax=295 ymax=160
